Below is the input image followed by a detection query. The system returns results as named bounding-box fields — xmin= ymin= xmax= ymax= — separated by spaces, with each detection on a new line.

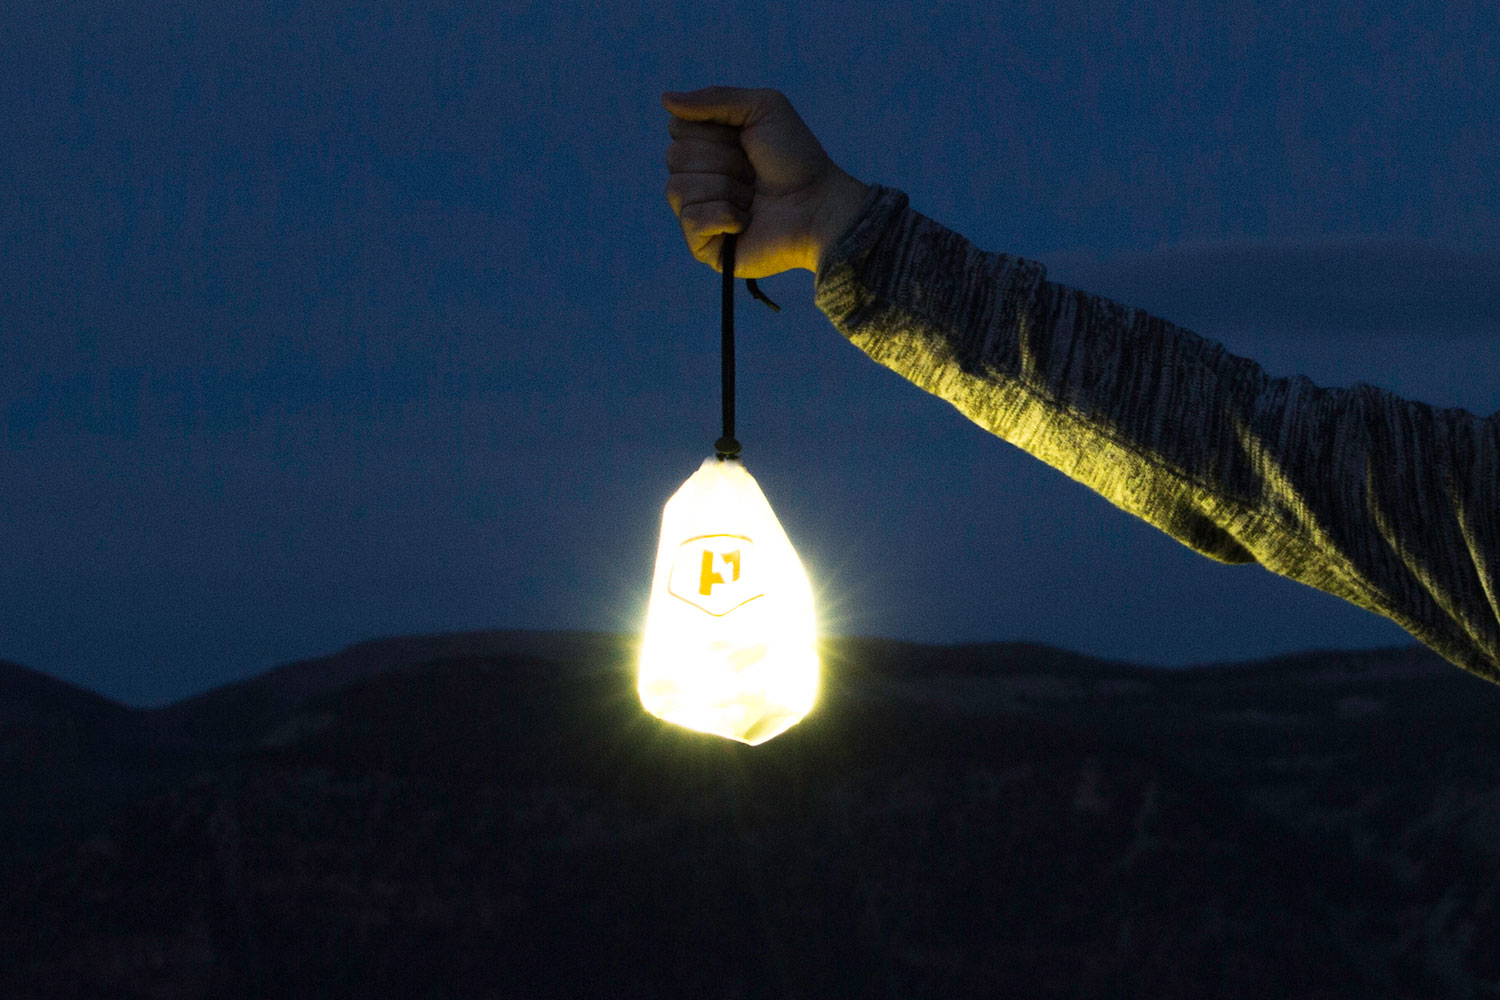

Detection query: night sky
xmin=3 ymin=2 xmax=1498 ymax=705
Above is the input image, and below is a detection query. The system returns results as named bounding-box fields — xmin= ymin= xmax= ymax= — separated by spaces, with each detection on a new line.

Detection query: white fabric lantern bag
xmin=638 ymin=456 xmax=819 ymax=745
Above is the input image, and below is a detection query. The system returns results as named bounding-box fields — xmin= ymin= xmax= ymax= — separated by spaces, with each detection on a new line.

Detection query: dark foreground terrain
xmin=2 ymin=632 xmax=1498 ymax=998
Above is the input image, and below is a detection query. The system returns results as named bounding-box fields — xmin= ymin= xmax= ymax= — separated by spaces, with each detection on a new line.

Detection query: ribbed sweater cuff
xmin=812 ymin=183 xmax=911 ymax=324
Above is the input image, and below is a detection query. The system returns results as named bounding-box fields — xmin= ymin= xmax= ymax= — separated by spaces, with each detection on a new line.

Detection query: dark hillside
xmin=0 ymin=660 xmax=193 ymax=884
xmin=1 ymin=635 xmax=1497 ymax=998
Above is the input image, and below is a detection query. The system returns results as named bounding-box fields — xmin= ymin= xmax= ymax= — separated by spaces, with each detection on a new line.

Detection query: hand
xmin=662 ymin=87 xmax=869 ymax=278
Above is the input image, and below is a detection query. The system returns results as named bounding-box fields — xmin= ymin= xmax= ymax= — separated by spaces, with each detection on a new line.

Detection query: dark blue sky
xmin=2 ymin=1 xmax=1497 ymax=705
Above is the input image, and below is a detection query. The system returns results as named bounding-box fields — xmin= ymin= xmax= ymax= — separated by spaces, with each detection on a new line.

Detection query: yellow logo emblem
xmin=667 ymin=534 xmax=763 ymax=616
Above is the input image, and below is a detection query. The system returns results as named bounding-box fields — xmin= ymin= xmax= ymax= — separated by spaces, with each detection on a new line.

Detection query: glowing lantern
xmin=637 ymin=232 xmax=818 ymax=744
xmin=638 ymin=456 xmax=819 ymax=744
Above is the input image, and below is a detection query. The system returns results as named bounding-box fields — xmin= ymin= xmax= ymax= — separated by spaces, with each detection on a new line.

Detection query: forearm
xmin=814 ymin=185 xmax=1500 ymax=682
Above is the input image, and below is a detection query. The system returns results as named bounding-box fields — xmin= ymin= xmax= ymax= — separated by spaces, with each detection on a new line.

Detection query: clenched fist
xmin=662 ymin=87 xmax=869 ymax=278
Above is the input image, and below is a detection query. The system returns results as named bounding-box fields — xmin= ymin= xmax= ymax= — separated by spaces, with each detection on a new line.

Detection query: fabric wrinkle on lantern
xmin=638 ymin=455 xmax=819 ymax=745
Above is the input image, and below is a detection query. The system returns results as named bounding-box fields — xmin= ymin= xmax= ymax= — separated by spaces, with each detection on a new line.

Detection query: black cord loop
xmin=716 ymin=232 xmax=740 ymax=458
xmin=746 ymin=278 xmax=780 ymax=313
xmin=714 ymin=232 xmax=779 ymax=460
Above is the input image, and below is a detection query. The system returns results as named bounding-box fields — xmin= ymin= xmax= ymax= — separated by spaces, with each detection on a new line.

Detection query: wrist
xmin=806 ymin=169 xmax=870 ymax=274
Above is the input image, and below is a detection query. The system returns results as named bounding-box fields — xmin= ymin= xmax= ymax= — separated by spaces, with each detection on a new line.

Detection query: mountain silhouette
xmin=1 ymin=633 xmax=1497 ymax=998
xmin=0 ymin=659 xmax=196 ymax=884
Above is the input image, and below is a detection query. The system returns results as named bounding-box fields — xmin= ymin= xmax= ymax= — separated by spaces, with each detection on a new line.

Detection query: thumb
xmin=661 ymin=86 xmax=778 ymax=128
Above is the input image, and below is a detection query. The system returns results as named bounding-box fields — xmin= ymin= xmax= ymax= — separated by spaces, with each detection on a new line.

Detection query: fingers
xmin=678 ymin=209 xmax=743 ymax=273
xmin=667 ymin=117 xmax=740 ymax=144
xmin=661 ymin=86 xmax=784 ymax=129
xmin=679 ymin=201 xmax=745 ymax=240
xmin=664 ymin=128 xmax=755 ymax=250
xmin=665 ymin=145 xmax=748 ymax=270
xmin=665 ymin=138 xmax=754 ymax=182
xmin=665 ymin=171 xmax=754 ymax=218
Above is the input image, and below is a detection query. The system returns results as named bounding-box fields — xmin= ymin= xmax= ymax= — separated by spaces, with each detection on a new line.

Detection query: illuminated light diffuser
xmin=638 ymin=456 xmax=819 ymax=745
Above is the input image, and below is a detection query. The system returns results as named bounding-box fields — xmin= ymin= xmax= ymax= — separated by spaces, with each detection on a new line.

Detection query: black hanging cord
xmin=714 ymin=231 xmax=779 ymax=460
xmin=714 ymin=234 xmax=739 ymax=459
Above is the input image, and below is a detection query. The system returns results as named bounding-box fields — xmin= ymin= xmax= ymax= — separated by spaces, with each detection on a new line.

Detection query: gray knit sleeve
xmin=814 ymin=184 xmax=1500 ymax=683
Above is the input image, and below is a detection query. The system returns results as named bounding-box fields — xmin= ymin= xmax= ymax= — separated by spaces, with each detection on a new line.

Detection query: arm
xmin=659 ymin=86 xmax=1500 ymax=682
xmin=814 ymin=184 xmax=1500 ymax=682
